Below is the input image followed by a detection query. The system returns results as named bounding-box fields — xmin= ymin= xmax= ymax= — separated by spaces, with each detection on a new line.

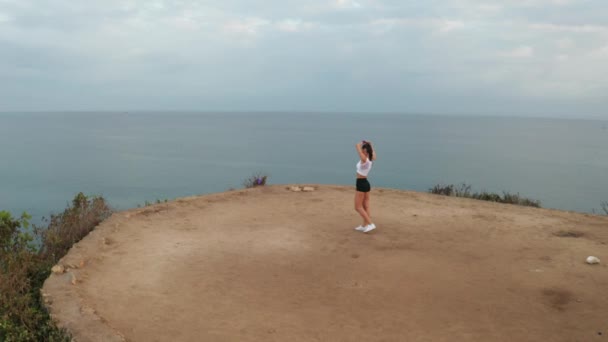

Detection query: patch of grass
xmin=139 ymin=199 xmax=169 ymax=208
xmin=429 ymin=183 xmax=541 ymax=208
xmin=243 ymin=173 xmax=269 ymax=189
xmin=1 ymin=193 xmax=111 ymax=341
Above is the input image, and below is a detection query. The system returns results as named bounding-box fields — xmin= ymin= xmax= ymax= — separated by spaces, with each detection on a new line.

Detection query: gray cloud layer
xmin=1 ymin=0 xmax=607 ymax=117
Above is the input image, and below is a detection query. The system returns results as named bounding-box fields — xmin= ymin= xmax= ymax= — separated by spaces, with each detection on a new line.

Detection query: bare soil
xmin=42 ymin=185 xmax=608 ymax=342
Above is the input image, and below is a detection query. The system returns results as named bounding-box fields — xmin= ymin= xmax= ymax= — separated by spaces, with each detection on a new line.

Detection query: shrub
xmin=602 ymin=202 xmax=608 ymax=215
xmin=429 ymin=184 xmax=454 ymax=196
xmin=243 ymin=173 xmax=269 ymax=189
xmin=430 ymin=183 xmax=471 ymax=197
xmin=472 ymin=191 xmax=502 ymax=203
xmin=1 ymin=193 xmax=111 ymax=341
xmin=38 ymin=193 xmax=112 ymax=263
xmin=0 ymin=211 xmax=70 ymax=342
xmin=500 ymin=192 xmax=541 ymax=208
xmin=429 ymin=183 xmax=541 ymax=208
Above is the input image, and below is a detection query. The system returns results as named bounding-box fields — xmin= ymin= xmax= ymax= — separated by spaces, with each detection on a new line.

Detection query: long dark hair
xmin=362 ymin=143 xmax=374 ymax=161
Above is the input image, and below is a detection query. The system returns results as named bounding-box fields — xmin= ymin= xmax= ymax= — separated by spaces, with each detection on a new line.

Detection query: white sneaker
xmin=363 ymin=223 xmax=376 ymax=233
xmin=355 ymin=225 xmax=365 ymax=232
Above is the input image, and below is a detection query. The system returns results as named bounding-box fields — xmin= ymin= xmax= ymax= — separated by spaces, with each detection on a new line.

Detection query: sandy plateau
xmin=42 ymin=185 xmax=608 ymax=341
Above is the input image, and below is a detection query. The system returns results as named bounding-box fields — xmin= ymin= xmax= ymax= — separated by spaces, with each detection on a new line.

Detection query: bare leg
xmin=355 ymin=191 xmax=372 ymax=226
xmin=363 ymin=192 xmax=371 ymax=221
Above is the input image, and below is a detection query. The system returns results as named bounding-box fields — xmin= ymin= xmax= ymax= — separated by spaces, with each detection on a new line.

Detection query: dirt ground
xmin=42 ymin=185 xmax=608 ymax=342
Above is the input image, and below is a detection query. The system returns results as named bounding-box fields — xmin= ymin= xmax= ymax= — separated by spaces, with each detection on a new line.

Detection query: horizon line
xmin=1 ymin=110 xmax=607 ymax=121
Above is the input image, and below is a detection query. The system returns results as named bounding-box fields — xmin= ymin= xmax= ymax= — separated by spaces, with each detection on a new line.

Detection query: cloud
xmin=369 ymin=18 xmax=466 ymax=34
xmin=275 ymin=19 xmax=319 ymax=33
xmin=555 ymin=38 xmax=573 ymax=49
xmin=501 ymin=46 xmax=535 ymax=58
xmin=456 ymin=0 xmax=575 ymax=9
xmin=439 ymin=20 xmax=465 ymax=32
xmin=223 ymin=17 xmax=270 ymax=35
xmin=530 ymin=23 xmax=608 ymax=34
xmin=333 ymin=0 xmax=362 ymax=9
xmin=0 ymin=0 xmax=606 ymax=117
xmin=476 ymin=4 xmax=503 ymax=12
xmin=521 ymin=0 xmax=575 ymax=6
xmin=0 ymin=12 xmax=11 ymax=23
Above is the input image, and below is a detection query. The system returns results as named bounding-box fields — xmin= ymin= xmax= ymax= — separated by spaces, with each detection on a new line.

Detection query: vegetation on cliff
xmin=0 ymin=193 xmax=110 ymax=341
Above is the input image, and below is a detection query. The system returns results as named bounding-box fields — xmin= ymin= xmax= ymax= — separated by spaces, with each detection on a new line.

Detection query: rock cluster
xmin=289 ymin=186 xmax=315 ymax=192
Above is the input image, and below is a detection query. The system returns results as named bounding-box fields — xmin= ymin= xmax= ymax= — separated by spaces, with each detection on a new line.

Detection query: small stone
xmin=586 ymin=256 xmax=600 ymax=265
xmin=302 ymin=187 xmax=315 ymax=192
xmin=290 ymin=186 xmax=302 ymax=192
xmin=102 ymin=237 xmax=114 ymax=245
xmin=70 ymin=273 xmax=77 ymax=285
xmin=79 ymin=259 xmax=86 ymax=268
xmin=41 ymin=293 xmax=52 ymax=304
xmin=51 ymin=265 xmax=65 ymax=274
xmin=80 ymin=305 xmax=96 ymax=316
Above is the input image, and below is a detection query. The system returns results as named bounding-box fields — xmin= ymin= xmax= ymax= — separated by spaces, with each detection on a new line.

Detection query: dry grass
xmin=429 ymin=183 xmax=541 ymax=208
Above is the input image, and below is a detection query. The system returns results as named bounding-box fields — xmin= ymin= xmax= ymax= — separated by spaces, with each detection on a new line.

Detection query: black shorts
xmin=356 ymin=178 xmax=371 ymax=193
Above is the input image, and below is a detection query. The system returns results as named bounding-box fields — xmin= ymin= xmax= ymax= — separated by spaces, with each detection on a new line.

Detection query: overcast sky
xmin=1 ymin=0 xmax=607 ymax=117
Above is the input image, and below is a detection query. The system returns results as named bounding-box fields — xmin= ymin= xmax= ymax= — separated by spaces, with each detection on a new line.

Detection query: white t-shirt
xmin=356 ymin=158 xmax=372 ymax=177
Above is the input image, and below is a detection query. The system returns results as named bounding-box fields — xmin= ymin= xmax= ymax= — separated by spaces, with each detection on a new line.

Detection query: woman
xmin=354 ymin=140 xmax=377 ymax=233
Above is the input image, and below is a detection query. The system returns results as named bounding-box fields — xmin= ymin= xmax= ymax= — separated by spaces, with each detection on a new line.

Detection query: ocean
xmin=1 ymin=112 xmax=607 ymax=222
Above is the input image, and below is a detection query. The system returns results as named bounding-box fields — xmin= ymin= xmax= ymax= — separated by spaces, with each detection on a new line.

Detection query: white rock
xmin=290 ymin=186 xmax=302 ymax=192
xmin=51 ymin=265 xmax=65 ymax=274
xmin=586 ymin=256 xmax=600 ymax=265
xmin=302 ymin=187 xmax=315 ymax=192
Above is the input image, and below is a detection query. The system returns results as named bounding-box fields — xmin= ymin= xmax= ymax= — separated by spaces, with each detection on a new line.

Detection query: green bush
xmin=1 ymin=193 xmax=111 ymax=341
xmin=429 ymin=183 xmax=541 ymax=208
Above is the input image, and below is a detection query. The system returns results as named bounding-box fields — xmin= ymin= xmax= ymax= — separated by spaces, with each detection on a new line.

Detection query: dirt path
xmin=43 ymin=185 xmax=608 ymax=342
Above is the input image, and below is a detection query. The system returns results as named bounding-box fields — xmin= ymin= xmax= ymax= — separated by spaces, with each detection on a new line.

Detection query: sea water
xmin=1 ymin=112 xmax=607 ymax=221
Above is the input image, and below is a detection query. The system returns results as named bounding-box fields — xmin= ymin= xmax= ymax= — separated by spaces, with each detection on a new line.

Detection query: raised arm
xmin=356 ymin=142 xmax=368 ymax=163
